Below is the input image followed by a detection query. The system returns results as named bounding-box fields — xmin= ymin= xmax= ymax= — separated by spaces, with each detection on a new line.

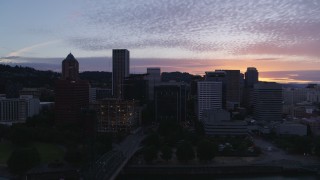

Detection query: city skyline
xmin=1 ymin=0 xmax=320 ymax=83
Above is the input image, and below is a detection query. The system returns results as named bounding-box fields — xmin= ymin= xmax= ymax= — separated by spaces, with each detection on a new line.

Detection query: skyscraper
xmin=253 ymin=82 xmax=282 ymax=122
xmin=154 ymin=82 xmax=187 ymax=123
xmin=55 ymin=53 xmax=89 ymax=124
xmin=244 ymin=67 xmax=259 ymax=113
xmin=245 ymin=67 xmax=259 ymax=88
xmin=197 ymin=81 xmax=222 ymax=121
xmin=147 ymin=67 xmax=161 ymax=100
xmin=112 ymin=49 xmax=130 ymax=99
xmin=223 ymin=70 xmax=240 ymax=110
xmin=62 ymin=53 xmax=79 ymax=81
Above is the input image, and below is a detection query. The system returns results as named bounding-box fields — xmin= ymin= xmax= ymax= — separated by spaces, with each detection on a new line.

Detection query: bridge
xmin=83 ymin=132 xmax=145 ymax=180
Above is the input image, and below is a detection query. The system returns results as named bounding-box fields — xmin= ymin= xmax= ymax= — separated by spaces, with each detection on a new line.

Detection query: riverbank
xmin=122 ymin=164 xmax=318 ymax=175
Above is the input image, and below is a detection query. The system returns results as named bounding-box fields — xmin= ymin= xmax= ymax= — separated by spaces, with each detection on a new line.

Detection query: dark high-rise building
xmin=123 ymin=74 xmax=148 ymax=105
xmin=55 ymin=53 xmax=89 ymax=124
xmin=244 ymin=67 xmax=259 ymax=113
xmin=223 ymin=70 xmax=240 ymax=110
xmin=253 ymin=82 xmax=282 ymax=122
xmin=62 ymin=53 xmax=79 ymax=81
xmin=146 ymin=67 xmax=161 ymax=101
xmin=197 ymin=81 xmax=222 ymax=121
xmin=112 ymin=49 xmax=129 ymax=99
xmin=154 ymin=82 xmax=187 ymax=123
xmin=245 ymin=67 xmax=259 ymax=88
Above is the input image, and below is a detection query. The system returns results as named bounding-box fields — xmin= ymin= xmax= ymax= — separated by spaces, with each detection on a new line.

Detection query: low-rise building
xmin=275 ymin=123 xmax=307 ymax=136
xmin=201 ymin=109 xmax=247 ymax=136
xmin=0 ymin=95 xmax=40 ymax=125
xmin=301 ymin=118 xmax=320 ymax=136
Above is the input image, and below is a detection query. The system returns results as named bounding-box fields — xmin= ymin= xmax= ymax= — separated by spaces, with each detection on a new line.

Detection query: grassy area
xmin=32 ymin=142 xmax=65 ymax=163
xmin=0 ymin=142 xmax=65 ymax=166
xmin=0 ymin=142 xmax=14 ymax=165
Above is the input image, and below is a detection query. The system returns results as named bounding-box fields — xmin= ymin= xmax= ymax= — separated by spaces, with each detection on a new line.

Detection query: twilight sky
xmin=1 ymin=0 xmax=320 ymax=83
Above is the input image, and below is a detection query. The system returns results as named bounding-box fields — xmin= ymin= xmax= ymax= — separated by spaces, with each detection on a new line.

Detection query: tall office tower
xmin=154 ymin=82 xmax=187 ymax=123
xmin=239 ymin=73 xmax=245 ymax=106
xmin=55 ymin=53 xmax=89 ymax=124
xmin=146 ymin=67 xmax=161 ymax=100
xmin=197 ymin=81 xmax=222 ymax=121
xmin=205 ymin=71 xmax=227 ymax=109
xmin=62 ymin=53 xmax=79 ymax=81
xmin=112 ymin=49 xmax=130 ymax=99
xmin=222 ymin=70 xmax=240 ymax=110
xmin=245 ymin=67 xmax=259 ymax=88
xmin=244 ymin=67 xmax=259 ymax=113
xmin=253 ymin=82 xmax=282 ymax=122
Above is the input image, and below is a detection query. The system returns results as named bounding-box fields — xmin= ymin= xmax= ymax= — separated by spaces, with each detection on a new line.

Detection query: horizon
xmin=3 ymin=58 xmax=320 ymax=85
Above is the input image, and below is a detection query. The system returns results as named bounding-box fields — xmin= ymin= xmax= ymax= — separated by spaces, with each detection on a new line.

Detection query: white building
xmin=197 ymin=81 xmax=222 ymax=121
xmin=0 ymin=95 xmax=40 ymax=125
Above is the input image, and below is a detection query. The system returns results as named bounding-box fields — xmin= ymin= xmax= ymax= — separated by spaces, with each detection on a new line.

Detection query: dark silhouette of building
xmin=253 ymin=82 xmax=282 ymax=122
xmin=55 ymin=53 xmax=89 ymax=124
xmin=245 ymin=67 xmax=258 ymax=88
xmin=154 ymin=82 xmax=187 ymax=123
xmin=123 ymin=74 xmax=148 ymax=105
xmin=223 ymin=70 xmax=240 ymax=110
xmin=244 ymin=67 xmax=259 ymax=113
xmin=62 ymin=53 xmax=79 ymax=81
xmin=146 ymin=68 xmax=161 ymax=100
xmin=112 ymin=49 xmax=129 ymax=99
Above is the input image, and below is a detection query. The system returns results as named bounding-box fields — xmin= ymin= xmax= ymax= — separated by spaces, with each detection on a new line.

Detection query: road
xmin=252 ymin=136 xmax=319 ymax=167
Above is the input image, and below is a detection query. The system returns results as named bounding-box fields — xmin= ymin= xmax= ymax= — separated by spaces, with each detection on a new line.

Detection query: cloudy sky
xmin=1 ymin=0 xmax=320 ymax=83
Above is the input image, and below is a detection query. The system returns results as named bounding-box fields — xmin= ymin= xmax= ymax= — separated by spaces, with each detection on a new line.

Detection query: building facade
xmin=62 ymin=53 xmax=79 ymax=81
xmin=253 ymin=82 xmax=282 ymax=122
xmin=197 ymin=81 xmax=222 ymax=121
xmin=146 ymin=67 xmax=161 ymax=101
xmin=244 ymin=67 xmax=259 ymax=113
xmin=154 ymin=82 xmax=187 ymax=123
xmin=223 ymin=70 xmax=241 ymax=110
xmin=0 ymin=95 xmax=40 ymax=125
xmin=93 ymin=99 xmax=137 ymax=133
xmin=112 ymin=49 xmax=130 ymax=99
xmin=55 ymin=53 xmax=89 ymax=124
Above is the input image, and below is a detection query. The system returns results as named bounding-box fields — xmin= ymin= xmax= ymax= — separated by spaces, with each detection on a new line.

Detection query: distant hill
xmin=0 ymin=64 xmax=113 ymax=95
xmin=0 ymin=64 xmax=202 ymax=96
xmin=161 ymin=72 xmax=199 ymax=83
xmin=0 ymin=64 xmax=60 ymax=89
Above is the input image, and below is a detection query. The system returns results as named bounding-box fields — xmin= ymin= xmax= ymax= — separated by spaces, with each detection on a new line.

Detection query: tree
xmin=7 ymin=147 xmax=41 ymax=174
xmin=143 ymin=133 xmax=160 ymax=148
xmin=64 ymin=147 xmax=83 ymax=164
xmin=9 ymin=125 xmax=33 ymax=146
xmin=176 ymin=141 xmax=195 ymax=162
xmin=160 ymin=145 xmax=172 ymax=161
xmin=143 ymin=146 xmax=158 ymax=163
xmin=197 ymin=139 xmax=216 ymax=161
